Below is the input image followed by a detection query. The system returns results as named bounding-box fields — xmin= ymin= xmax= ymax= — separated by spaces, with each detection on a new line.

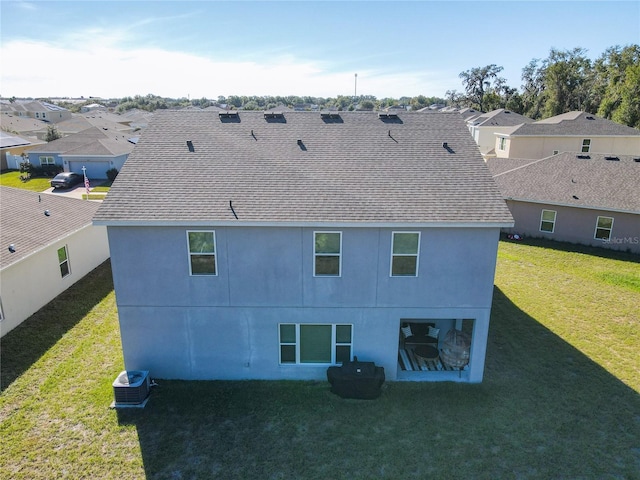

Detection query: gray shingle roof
xmin=94 ymin=111 xmax=513 ymax=226
xmin=27 ymin=127 xmax=136 ymax=156
xmin=508 ymin=111 xmax=640 ymax=137
xmin=0 ymin=187 xmax=102 ymax=269
xmin=486 ymin=153 xmax=640 ymax=213
xmin=470 ymin=109 xmax=533 ymax=127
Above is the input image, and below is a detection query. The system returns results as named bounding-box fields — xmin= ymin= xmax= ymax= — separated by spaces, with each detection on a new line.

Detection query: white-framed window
xmin=391 ymin=232 xmax=420 ymax=277
xmin=594 ymin=216 xmax=614 ymax=241
xmin=187 ymin=230 xmax=217 ymax=275
xmin=539 ymin=210 xmax=557 ymax=233
xmin=39 ymin=156 xmax=55 ymax=166
xmin=498 ymin=137 xmax=507 ymax=150
xmin=279 ymin=324 xmax=352 ymax=364
xmin=581 ymin=139 xmax=591 ymax=153
xmin=314 ymin=231 xmax=341 ymax=276
xmin=57 ymin=245 xmax=70 ymax=278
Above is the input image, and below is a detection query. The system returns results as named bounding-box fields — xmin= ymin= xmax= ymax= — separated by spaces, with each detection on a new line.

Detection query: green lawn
xmin=0 ymin=170 xmax=53 ymax=191
xmin=0 ymin=170 xmax=111 ymax=194
xmin=1 ymin=241 xmax=638 ymax=479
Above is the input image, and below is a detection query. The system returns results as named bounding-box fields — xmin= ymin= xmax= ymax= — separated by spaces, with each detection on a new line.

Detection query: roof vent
xmin=264 ymin=111 xmax=285 ymax=120
xmin=320 ymin=111 xmax=343 ymax=123
xmin=219 ymin=111 xmax=239 ymax=120
xmin=576 ymin=154 xmax=591 ymax=159
xmin=604 ymin=156 xmax=619 ymax=161
xmin=378 ymin=112 xmax=398 ymax=119
xmin=186 ymin=140 xmax=194 ymax=152
xmin=586 ymin=116 xmax=595 ymax=120
xmin=634 ymin=158 xmax=640 ymax=163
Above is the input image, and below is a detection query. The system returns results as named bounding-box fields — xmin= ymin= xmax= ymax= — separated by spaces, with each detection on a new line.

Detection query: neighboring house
xmin=1 ymin=131 xmax=45 ymax=170
xmin=0 ymin=187 xmax=110 ymax=337
xmin=26 ymin=126 xmax=136 ymax=179
xmin=94 ymin=110 xmax=513 ymax=383
xmin=80 ymin=103 xmax=106 ymax=113
xmin=1 ymin=112 xmax=50 ymax=140
xmin=487 ymin=153 xmax=640 ymax=253
xmin=466 ymin=109 xmax=533 ymax=158
xmin=53 ymin=115 xmax=135 ymax=136
xmin=494 ymin=111 xmax=640 ymax=159
xmin=0 ymin=100 xmax=72 ymax=123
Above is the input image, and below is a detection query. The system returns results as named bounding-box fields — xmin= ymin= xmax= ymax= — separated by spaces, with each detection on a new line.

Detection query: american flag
xmin=83 ymin=167 xmax=90 ymax=198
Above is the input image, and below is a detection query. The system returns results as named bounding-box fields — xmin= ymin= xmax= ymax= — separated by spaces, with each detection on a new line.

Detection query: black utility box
xmin=327 ymin=357 xmax=385 ymax=399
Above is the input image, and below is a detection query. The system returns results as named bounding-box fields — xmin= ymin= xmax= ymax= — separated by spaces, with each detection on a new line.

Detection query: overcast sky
xmin=1 ymin=0 xmax=639 ymax=99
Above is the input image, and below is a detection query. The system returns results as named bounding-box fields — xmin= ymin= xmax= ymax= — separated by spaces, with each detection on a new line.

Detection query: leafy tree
xmin=540 ymin=48 xmax=593 ymax=117
xmin=595 ymin=44 xmax=640 ymax=127
xmin=459 ymin=64 xmax=506 ymax=111
xmin=520 ymin=59 xmax=546 ymax=119
xmin=45 ymin=125 xmax=61 ymax=142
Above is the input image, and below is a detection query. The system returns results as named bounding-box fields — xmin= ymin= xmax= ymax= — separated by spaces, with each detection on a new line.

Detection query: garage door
xmin=69 ymin=161 xmax=111 ymax=179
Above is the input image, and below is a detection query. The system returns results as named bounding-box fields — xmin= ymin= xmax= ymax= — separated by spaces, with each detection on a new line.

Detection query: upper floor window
xmin=314 ymin=231 xmax=341 ymax=276
xmin=581 ymin=139 xmax=591 ymax=153
xmin=57 ymin=245 xmax=70 ymax=278
xmin=279 ymin=324 xmax=352 ymax=365
xmin=39 ymin=156 xmax=54 ymax=166
xmin=391 ymin=232 xmax=420 ymax=277
xmin=540 ymin=210 xmax=557 ymax=233
xmin=187 ymin=231 xmax=217 ymax=275
xmin=498 ymin=137 xmax=507 ymax=150
xmin=594 ymin=216 xmax=613 ymax=241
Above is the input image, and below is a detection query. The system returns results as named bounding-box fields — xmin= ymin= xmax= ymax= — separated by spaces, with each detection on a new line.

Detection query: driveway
xmin=42 ymin=184 xmax=103 ymax=201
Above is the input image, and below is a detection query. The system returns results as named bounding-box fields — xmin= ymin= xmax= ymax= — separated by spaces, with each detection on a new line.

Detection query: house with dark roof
xmin=26 ymin=126 xmax=136 ymax=179
xmin=494 ymin=111 xmax=640 ymax=159
xmin=487 ymin=153 xmax=640 ymax=253
xmin=0 ymin=187 xmax=110 ymax=336
xmin=94 ymin=110 xmax=513 ymax=383
xmin=0 ymin=131 xmax=46 ymax=170
xmin=465 ymin=109 xmax=534 ymax=158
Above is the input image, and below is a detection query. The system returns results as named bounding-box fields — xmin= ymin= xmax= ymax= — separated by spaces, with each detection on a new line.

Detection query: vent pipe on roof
xmin=187 ymin=140 xmax=194 ymax=152
xmin=229 ymin=200 xmax=238 ymax=220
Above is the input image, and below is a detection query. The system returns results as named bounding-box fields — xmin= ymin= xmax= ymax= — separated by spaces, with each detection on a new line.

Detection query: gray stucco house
xmin=94 ymin=110 xmax=513 ymax=383
xmin=487 ymin=153 xmax=640 ymax=253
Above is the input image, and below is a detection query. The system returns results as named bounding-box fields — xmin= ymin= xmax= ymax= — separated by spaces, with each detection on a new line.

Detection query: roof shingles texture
xmin=486 ymin=153 xmax=640 ymax=213
xmin=94 ymin=111 xmax=513 ymax=225
xmin=0 ymin=187 xmax=102 ymax=269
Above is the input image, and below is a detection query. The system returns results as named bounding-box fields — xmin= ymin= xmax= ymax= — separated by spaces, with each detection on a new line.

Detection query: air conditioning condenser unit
xmin=112 ymin=370 xmax=150 ymax=406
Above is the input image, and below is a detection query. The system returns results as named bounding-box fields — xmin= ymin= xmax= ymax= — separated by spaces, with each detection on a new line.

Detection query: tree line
xmin=50 ymin=44 xmax=639 ymax=129
xmin=453 ymin=45 xmax=639 ymax=127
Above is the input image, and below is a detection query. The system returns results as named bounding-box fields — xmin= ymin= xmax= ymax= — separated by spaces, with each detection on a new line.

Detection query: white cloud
xmin=1 ymin=39 xmax=455 ymax=99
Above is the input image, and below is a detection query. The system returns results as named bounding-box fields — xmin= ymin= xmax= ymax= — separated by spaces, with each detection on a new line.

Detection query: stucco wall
xmin=0 ymin=224 xmax=110 ymax=336
xmin=108 ymin=226 xmax=502 ymax=382
xmin=504 ymin=200 xmax=640 ymax=253
xmin=498 ymin=135 xmax=640 ymax=159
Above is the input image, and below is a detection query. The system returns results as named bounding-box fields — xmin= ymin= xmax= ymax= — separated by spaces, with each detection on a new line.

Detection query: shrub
xmin=106 ymin=168 xmax=119 ymax=182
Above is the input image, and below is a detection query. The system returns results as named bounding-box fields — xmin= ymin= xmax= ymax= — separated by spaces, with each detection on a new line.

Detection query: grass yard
xmin=1 ymin=241 xmax=638 ymax=479
xmin=0 ymin=170 xmax=53 ymax=192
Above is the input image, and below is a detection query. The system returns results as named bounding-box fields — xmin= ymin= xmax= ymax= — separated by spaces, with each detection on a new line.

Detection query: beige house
xmin=494 ymin=111 xmax=640 ymax=159
xmin=466 ymin=109 xmax=533 ymax=157
xmin=0 ymin=187 xmax=110 ymax=336
xmin=0 ymin=100 xmax=72 ymax=124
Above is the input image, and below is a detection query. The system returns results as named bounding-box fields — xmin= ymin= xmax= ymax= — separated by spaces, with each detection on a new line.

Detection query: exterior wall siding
xmin=0 ymin=224 xmax=110 ymax=336
xmin=504 ymin=200 xmax=640 ymax=253
xmin=108 ymin=226 xmax=501 ymax=382
xmin=497 ymin=135 xmax=640 ymax=160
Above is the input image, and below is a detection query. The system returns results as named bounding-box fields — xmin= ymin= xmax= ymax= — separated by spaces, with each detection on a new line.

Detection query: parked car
xmin=50 ymin=172 xmax=83 ymax=189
